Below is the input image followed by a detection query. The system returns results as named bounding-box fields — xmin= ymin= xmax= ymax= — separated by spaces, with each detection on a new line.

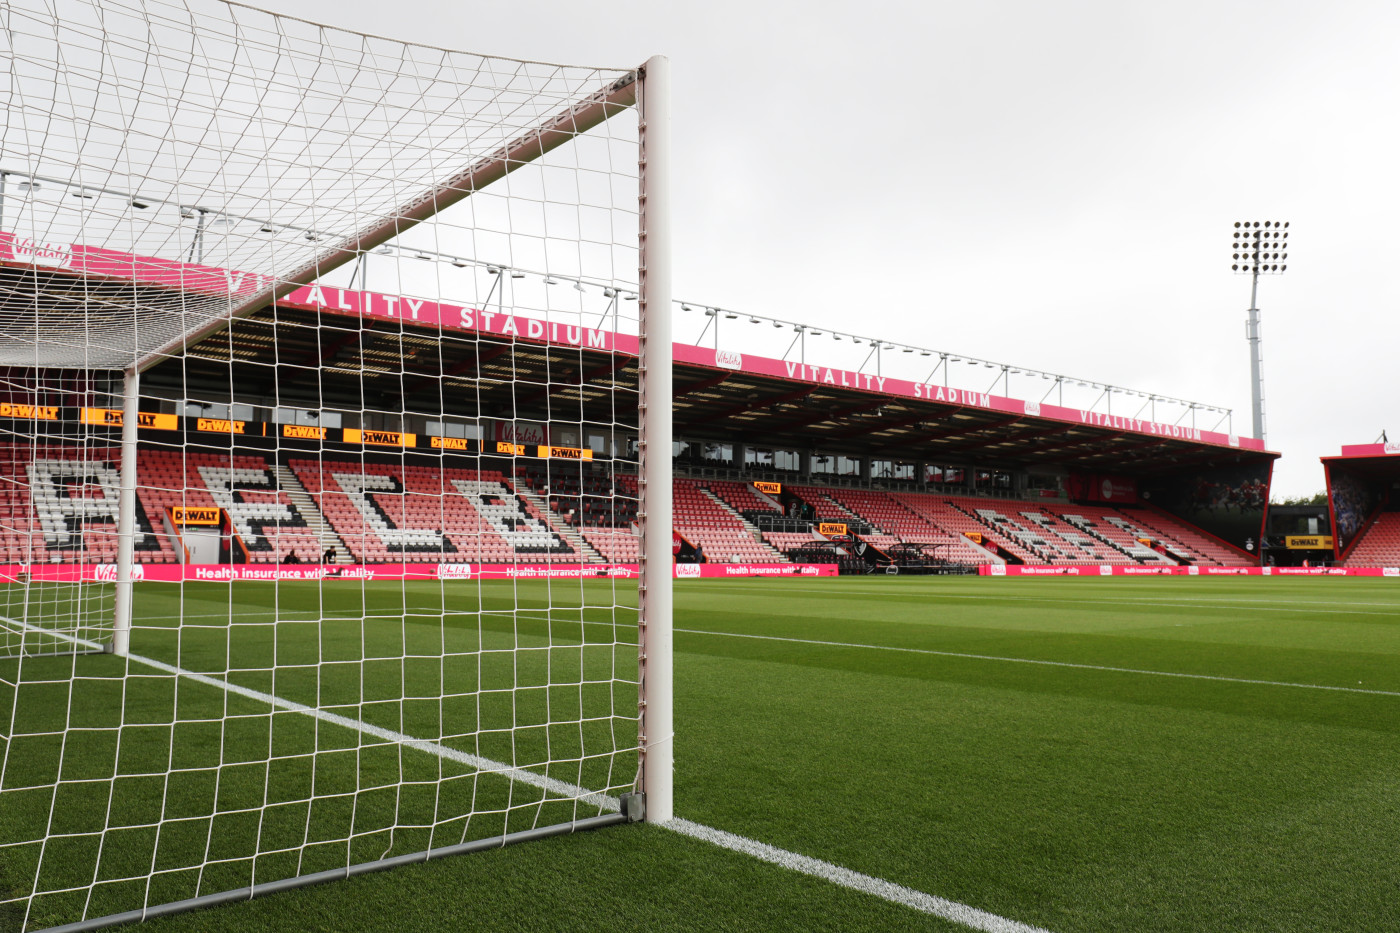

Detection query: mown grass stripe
xmin=677 ymin=626 xmax=1400 ymax=697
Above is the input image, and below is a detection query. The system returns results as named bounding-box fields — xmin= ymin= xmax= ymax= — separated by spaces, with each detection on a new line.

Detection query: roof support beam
xmin=676 ymin=372 xmax=732 ymax=396
xmin=264 ymin=327 xmax=362 ymax=396
xmin=828 ymin=410 xmax=927 ymax=440
xmin=402 ymin=343 xmax=514 ymax=400
xmin=514 ymin=355 xmax=631 ymax=407
xmin=1033 ymin=432 xmax=1127 ymax=464
xmin=874 ymin=414 xmax=1022 ymax=454
xmin=768 ymin=399 xmax=887 ymax=434
xmin=684 ymin=385 xmax=817 ymax=427
xmin=935 ymin=423 xmax=1071 ymax=458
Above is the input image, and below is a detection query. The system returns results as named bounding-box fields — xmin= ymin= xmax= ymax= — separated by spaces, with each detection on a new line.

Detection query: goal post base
xmin=5 ymin=648 xmax=107 ymax=660
xmin=619 ymin=791 xmax=647 ymax=823
xmin=37 ymin=811 xmax=631 ymax=933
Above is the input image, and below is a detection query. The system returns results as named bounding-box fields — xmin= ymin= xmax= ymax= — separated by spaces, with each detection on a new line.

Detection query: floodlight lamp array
xmin=1232 ymin=220 xmax=1289 ymax=274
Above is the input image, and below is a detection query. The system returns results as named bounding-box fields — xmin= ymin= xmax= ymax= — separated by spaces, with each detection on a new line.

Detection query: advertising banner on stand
xmin=978 ymin=564 xmax=1394 ymax=577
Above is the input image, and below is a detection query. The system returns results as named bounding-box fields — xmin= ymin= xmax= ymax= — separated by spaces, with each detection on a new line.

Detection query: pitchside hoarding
xmin=0 ymin=563 xmax=838 ymax=583
xmin=983 ymin=565 xmax=1399 ymax=577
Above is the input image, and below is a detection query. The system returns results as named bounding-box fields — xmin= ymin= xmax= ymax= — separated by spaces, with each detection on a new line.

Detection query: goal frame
xmin=5 ymin=45 xmax=671 ymax=933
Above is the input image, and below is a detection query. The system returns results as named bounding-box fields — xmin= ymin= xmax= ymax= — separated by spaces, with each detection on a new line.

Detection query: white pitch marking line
xmin=2 ymin=615 xmax=1049 ymax=933
xmin=666 ymin=818 xmax=1052 ymax=933
xmin=677 ymin=627 xmax=1400 ymax=698
xmin=930 ymin=594 xmax=1400 ymax=617
xmin=698 ymin=587 xmax=1400 ymax=618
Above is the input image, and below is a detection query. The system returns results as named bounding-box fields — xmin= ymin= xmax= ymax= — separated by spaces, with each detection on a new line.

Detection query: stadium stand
xmin=673 ymin=478 xmax=785 ymax=563
xmin=0 ymin=444 xmax=1263 ymax=570
xmin=511 ymin=464 xmax=637 ymax=563
xmin=1106 ymin=506 xmax=1248 ymax=567
xmin=1056 ymin=507 xmax=1175 ymax=565
xmin=706 ymin=480 xmax=781 ymax=517
xmin=143 ymin=449 xmax=325 ymax=564
xmin=1341 ymin=511 xmax=1400 ymax=567
xmin=760 ymin=530 xmax=825 ymax=554
xmin=1013 ymin=509 xmax=1126 ymax=566
xmin=288 ymin=459 xmax=579 ymax=564
xmin=893 ymin=493 xmax=1038 ymax=564
xmin=5 ymin=444 xmax=133 ymax=563
xmin=791 ymin=485 xmax=943 ymax=556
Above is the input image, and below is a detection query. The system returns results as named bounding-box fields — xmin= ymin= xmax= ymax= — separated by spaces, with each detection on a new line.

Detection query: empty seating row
xmin=1342 ymin=511 xmax=1400 ymax=567
xmin=289 ymin=460 xmax=579 ymax=564
xmin=674 ymin=479 xmax=784 ymax=562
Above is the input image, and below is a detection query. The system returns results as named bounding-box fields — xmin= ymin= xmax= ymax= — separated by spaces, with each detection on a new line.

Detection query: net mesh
xmin=0 ymin=2 xmax=647 ymax=929
xmin=0 ymin=0 xmax=636 ymax=367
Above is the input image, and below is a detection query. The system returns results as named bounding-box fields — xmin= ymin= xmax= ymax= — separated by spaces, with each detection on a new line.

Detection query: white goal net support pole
xmin=637 ymin=55 xmax=673 ymax=825
xmin=110 ymin=368 xmax=139 ymax=659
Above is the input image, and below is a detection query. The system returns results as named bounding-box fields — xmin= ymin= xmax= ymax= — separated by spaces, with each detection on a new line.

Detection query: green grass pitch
xmin=3 ymin=576 xmax=1399 ymax=932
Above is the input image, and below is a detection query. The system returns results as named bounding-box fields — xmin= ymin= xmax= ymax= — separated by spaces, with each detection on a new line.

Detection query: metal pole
xmin=111 ymin=367 xmax=140 ymax=657
xmin=1247 ymin=266 xmax=1265 ymax=442
xmin=637 ymin=54 xmax=673 ymax=824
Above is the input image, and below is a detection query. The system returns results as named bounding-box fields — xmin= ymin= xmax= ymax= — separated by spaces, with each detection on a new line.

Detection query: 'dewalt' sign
xmin=196 ymin=417 xmax=246 ymax=434
xmin=818 ymin=522 xmax=848 ymax=537
xmin=753 ymin=481 xmax=782 ymax=495
xmin=80 ymin=408 xmax=179 ymax=430
xmin=344 ymin=428 xmax=416 ymax=448
xmin=0 ymin=403 xmax=59 ymax=421
xmin=538 ymin=445 xmax=593 ymax=461
xmin=282 ymin=424 xmax=328 ymax=441
xmin=170 ymin=507 xmax=221 ymax=526
xmin=1286 ymin=536 xmax=1334 ymax=550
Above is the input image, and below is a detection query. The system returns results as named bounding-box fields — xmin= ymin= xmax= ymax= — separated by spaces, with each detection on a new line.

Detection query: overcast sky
xmin=270 ymin=0 xmax=1399 ymax=497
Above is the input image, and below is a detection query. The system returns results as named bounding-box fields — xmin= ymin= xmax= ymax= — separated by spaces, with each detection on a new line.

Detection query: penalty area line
xmin=677 ymin=627 xmax=1400 ymax=698
xmin=1 ymin=614 xmax=1055 ymax=933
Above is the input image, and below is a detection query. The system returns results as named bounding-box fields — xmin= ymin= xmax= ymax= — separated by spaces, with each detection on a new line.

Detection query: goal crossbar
xmin=136 ymin=72 xmax=641 ymax=374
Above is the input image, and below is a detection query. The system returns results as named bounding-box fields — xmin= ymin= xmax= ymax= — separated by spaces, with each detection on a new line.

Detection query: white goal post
xmin=0 ymin=1 xmax=670 ymax=929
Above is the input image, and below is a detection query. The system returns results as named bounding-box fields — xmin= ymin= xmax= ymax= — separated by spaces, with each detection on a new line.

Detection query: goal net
xmin=0 ymin=1 xmax=671 ymax=929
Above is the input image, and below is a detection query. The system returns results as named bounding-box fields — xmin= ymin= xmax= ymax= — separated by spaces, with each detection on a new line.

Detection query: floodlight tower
xmin=1231 ymin=220 xmax=1289 ymax=443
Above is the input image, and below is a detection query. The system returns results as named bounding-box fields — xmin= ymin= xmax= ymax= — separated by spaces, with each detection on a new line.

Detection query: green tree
xmin=1270 ymin=491 xmax=1328 ymax=506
